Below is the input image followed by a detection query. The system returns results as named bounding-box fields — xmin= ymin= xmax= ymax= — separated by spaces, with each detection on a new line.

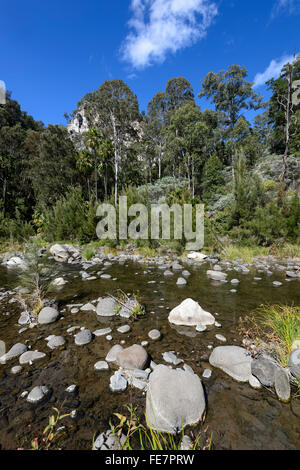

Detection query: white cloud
xmin=254 ymin=54 xmax=296 ymax=87
xmin=271 ymin=0 xmax=300 ymax=19
xmin=121 ymin=0 xmax=218 ymax=69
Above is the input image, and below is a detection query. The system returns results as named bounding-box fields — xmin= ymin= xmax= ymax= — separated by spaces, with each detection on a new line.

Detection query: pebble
xmin=94 ymin=361 xmax=109 ymax=371
xmin=74 ymin=329 xmax=92 ymax=346
xmin=148 ymin=329 xmax=161 ymax=340
xmin=117 ymin=325 xmax=131 ymax=334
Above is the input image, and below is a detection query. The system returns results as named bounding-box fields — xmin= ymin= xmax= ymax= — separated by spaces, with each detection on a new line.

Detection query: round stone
xmin=148 ymin=329 xmax=161 ymax=340
xmin=75 ymin=329 xmax=92 ymax=346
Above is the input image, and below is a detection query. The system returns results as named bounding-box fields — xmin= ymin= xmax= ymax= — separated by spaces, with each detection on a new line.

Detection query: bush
xmin=37 ymin=188 xmax=98 ymax=243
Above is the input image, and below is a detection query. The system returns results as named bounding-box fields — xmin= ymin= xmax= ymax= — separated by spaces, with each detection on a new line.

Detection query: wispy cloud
xmin=270 ymin=0 xmax=300 ymax=19
xmin=121 ymin=0 xmax=218 ymax=69
xmin=254 ymin=54 xmax=296 ymax=87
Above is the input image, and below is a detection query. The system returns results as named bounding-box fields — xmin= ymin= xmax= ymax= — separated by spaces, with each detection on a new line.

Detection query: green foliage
xmin=37 ymin=188 xmax=98 ymax=243
xmin=202 ymin=154 xmax=225 ymax=202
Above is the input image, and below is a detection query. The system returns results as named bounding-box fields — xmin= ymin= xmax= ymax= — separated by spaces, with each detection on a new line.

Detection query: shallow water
xmin=0 ymin=257 xmax=299 ymax=450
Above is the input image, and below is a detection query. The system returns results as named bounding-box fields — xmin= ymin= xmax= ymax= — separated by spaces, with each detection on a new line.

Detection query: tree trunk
xmin=280 ymin=69 xmax=292 ymax=188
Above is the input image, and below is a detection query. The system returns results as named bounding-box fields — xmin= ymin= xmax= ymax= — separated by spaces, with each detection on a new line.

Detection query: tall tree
xmin=79 ymin=80 xmax=140 ymax=205
xmin=267 ymin=55 xmax=300 ymax=186
xmin=198 ymin=65 xmax=263 ymax=129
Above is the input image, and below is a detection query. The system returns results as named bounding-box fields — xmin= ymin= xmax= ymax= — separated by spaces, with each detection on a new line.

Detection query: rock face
xmin=168 ymin=298 xmax=215 ymax=327
xmin=146 ymin=365 xmax=206 ymax=433
xmin=38 ymin=307 xmax=59 ymax=325
xmin=288 ymin=349 xmax=300 ymax=379
xmin=209 ymin=346 xmax=252 ymax=382
xmin=117 ymin=344 xmax=149 ymax=370
xmin=96 ymin=297 xmax=116 ymax=316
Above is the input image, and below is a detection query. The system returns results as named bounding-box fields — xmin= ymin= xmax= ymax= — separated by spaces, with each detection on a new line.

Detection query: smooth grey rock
xmin=11 ymin=365 xmax=22 ymax=375
xmin=216 ymin=334 xmax=226 ymax=343
xmin=275 ymin=368 xmax=291 ymax=402
xmin=80 ymin=303 xmax=96 ymax=312
xmin=74 ymin=329 xmax=92 ymax=346
xmin=176 ymin=277 xmax=187 ymax=286
xmin=182 ymin=270 xmax=191 ymax=277
xmin=65 ymin=385 xmax=77 ymax=393
xmin=27 ymin=386 xmax=49 ymax=403
xmin=249 ymin=374 xmax=262 ymax=389
xmin=0 ymin=340 xmax=5 ymax=357
xmin=51 ymin=277 xmax=67 ymax=287
xmin=288 ymin=349 xmax=300 ymax=379
xmin=93 ymin=328 xmax=112 ymax=337
xmin=164 ymin=270 xmax=174 ymax=277
xmin=146 ymin=365 xmax=206 ymax=433
xmin=251 ymin=357 xmax=277 ymax=387
xmin=273 ymin=281 xmax=282 ymax=287
xmin=96 ymin=297 xmax=116 ymax=316
xmin=117 ymin=325 xmax=131 ymax=334
xmin=207 ymin=270 xmax=227 ymax=281
xmin=100 ymin=274 xmax=111 ymax=280
xmin=148 ymin=329 xmax=161 ymax=340
xmin=0 ymin=343 xmax=27 ymax=363
xmin=94 ymin=361 xmax=109 ymax=371
xmin=117 ymin=344 xmax=149 ymax=370
xmin=18 ymin=312 xmax=30 ymax=325
xmin=19 ymin=350 xmax=46 ymax=364
xmin=106 ymin=344 xmax=124 ymax=363
xmin=93 ymin=430 xmax=126 ymax=450
xmin=202 ymin=369 xmax=212 ymax=379
xmin=168 ymin=298 xmax=215 ymax=327
xmin=38 ymin=307 xmax=59 ymax=325
xmin=209 ymin=346 xmax=252 ymax=382
xmin=47 ymin=336 xmax=65 ymax=349
xmin=196 ymin=324 xmax=207 ymax=332
xmin=6 ymin=257 xmax=27 ymax=270
xmin=109 ymin=371 xmax=127 ymax=392
xmin=231 ymin=279 xmax=240 ymax=285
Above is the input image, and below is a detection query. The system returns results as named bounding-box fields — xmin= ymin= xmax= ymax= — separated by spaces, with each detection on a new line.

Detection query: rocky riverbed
xmin=0 ymin=245 xmax=299 ymax=450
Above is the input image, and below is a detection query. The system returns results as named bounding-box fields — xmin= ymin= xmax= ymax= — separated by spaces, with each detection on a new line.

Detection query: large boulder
xmin=38 ymin=307 xmax=59 ymax=325
xmin=168 ymin=298 xmax=215 ymax=327
xmin=117 ymin=344 xmax=149 ymax=370
xmin=209 ymin=346 xmax=252 ymax=382
xmin=146 ymin=365 xmax=206 ymax=433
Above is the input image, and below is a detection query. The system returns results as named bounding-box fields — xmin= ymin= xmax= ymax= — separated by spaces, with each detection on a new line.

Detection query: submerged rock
xmin=207 ymin=270 xmax=227 ymax=281
xmin=109 ymin=371 xmax=127 ymax=392
xmin=146 ymin=364 xmax=206 ymax=433
xmin=19 ymin=350 xmax=46 ymax=364
xmin=168 ymin=298 xmax=215 ymax=327
xmin=74 ymin=329 xmax=92 ymax=346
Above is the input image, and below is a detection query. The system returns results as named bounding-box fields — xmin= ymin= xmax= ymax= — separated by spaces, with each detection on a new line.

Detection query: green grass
xmin=105 ymin=405 xmax=212 ymax=451
xmin=255 ymin=304 xmax=300 ymax=366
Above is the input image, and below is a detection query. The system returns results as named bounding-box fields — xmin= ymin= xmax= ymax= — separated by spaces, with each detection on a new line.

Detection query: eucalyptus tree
xmin=267 ymin=55 xmax=300 ymax=186
xmin=198 ymin=65 xmax=263 ymax=130
xmin=78 ymin=80 xmax=140 ymax=205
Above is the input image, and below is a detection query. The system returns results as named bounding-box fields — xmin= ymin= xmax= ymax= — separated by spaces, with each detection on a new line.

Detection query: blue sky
xmin=1 ymin=0 xmax=299 ymax=125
